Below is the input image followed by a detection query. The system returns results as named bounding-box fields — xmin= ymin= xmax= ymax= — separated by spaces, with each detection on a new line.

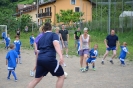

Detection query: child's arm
xmin=16 ymin=58 xmax=18 ymax=64
xmin=60 ymin=34 xmax=65 ymax=48
xmin=6 ymin=59 xmax=8 ymax=65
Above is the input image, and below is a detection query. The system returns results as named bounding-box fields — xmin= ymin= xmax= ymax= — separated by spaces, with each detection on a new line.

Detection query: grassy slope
xmin=0 ymin=30 xmax=131 ymax=61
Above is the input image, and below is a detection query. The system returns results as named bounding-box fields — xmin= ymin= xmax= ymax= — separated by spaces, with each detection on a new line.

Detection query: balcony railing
xmin=37 ymin=12 xmax=52 ymax=18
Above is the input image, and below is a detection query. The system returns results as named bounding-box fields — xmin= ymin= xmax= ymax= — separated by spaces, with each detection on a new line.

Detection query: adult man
xmin=59 ymin=24 xmax=69 ymax=58
xmin=74 ymin=27 xmax=81 ymax=48
xmin=101 ymin=30 xmax=119 ymax=65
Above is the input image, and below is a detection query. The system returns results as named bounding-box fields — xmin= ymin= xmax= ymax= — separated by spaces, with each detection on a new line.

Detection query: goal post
xmin=0 ymin=25 xmax=7 ymax=38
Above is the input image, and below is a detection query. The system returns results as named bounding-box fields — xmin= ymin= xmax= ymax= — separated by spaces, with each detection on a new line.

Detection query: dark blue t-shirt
xmin=106 ymin=35 xmax=118 ymax=48
xmin=37 ymin=32 xmax=59 ymax=60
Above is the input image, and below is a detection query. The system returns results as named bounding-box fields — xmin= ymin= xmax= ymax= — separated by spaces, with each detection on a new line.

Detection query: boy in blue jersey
xmin=14 ymin=35 xmax=22 ymax=64
xmin=5 ymin=34 xmax=11 ymax=50
xmin=119 ymin=42 xmax=130 ymax=66
xmin=30 ymin=34 xmax=35 ymax=48
xmin=1 ymin=31 xmax=6 ymax=43
xmin=86 ymin=44 xmax=98 ymax=71
xmin=6 ymin=44 xmax=18 ymax=82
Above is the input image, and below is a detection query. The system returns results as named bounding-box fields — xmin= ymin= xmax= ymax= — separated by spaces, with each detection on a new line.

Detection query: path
xmin=0 ymin=49 xmax=133 ymax=88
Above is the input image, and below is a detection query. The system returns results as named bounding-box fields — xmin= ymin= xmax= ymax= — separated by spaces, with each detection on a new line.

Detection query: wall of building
xmin=23 ymin=9 xmax=37 ymax=22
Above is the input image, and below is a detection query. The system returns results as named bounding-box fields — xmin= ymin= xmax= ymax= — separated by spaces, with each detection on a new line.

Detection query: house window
xmin=71 ymin=0 xmax=76 ymax=5
xmin=75 ymin=7 xmax=80 ymax=12
xmin=45 ymin=7 xmax=51 ymax=12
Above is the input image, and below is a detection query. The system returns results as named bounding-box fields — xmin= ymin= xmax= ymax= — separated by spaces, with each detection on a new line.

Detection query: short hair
xmin=56 ymin=27 xmax=60 ymax=30
xmin=9 ymin=44 xmax=14 ymax=49
xmin=39 ymin=25 xmax=44 ymax=32
xmin=15 ymin=35 xmax=19 ymax=38
xmin=44 ymin=22 xmax=52 ymax=31
xmin=84 ymin=27 xmax=88 ymax=31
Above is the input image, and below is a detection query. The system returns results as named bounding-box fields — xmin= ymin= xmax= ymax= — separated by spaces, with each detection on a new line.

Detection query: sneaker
xmin=80 ymin=68 xmax=84 ymax=72
xmin=15 ymin=79 xmax=18 ymax=82
xmin=93 ymin=68 xmax=96 ymax=71
xmin=101 ymin=61 xmax=104 ymax=65
xmin=121 ymin=64 xmax=126 ymax=67
xmin=62 ymin=63 xmax=66 ymax=67
xmin=7 ymin=77 xmax=10 ymax=80
xmin=31 ymin=71 xmax=34 ymax=77
xmin=30 ymin=70 xmax=32 ymax=76
xmin=86 ymin=66 xmax=89 ymax=71
xmin=110 ymin=60 xmax=114 ymax=64
xmin=66 ymin=54 xmax=68 ymax=58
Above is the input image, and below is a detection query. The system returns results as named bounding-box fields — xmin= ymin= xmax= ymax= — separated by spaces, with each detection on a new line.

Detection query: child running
xmin=5 ymin=34 xmax=11 ymax=50
xmin=30 ymin=26 xmax=44 ymax=77
xmin=14 ymin=35 xmax=22 ymax=64
xmin=6 ymin=44 xmax=18 ymax=82
xmin=86 ymin=44 xmax=98 ymax=71
xmin=30 ymin=34 xmax=35 ymax=48
xmin=119 ymin=42 xmax=130 ymax=66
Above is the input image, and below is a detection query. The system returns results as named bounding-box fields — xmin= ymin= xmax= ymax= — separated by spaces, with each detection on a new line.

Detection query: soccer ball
xmin=64 ymin=72 xmax=68 ymax=78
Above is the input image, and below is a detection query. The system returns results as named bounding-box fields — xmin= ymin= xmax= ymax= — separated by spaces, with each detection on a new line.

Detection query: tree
xmin=56 ymin=9 xmax=84 ymax=25
xmin=17 ymin=14 xmax=32 ymax=31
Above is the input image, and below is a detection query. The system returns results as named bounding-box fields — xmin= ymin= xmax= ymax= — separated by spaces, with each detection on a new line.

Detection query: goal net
xmin=0 ymin=25 xmax=7 ymax=43
xmin=0 ymin=25 xmax=7 ymax=38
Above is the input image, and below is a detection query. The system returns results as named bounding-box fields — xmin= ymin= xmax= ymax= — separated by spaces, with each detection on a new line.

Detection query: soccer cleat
xmin=66 ymin=54 xmax=68 ymax=58
xmin=101 ymin=61 xmax=104 ymax=65
xmin=110 ymin=60 xmax=114 ymax=64
xmin=86 ymin=66 xmax=89 ymax=71
xmin=93 ymin=68 xmax=96 ymax=71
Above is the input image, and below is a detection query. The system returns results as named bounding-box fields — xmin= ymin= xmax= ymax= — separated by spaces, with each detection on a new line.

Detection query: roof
xmin=17 ymin=4 xmax=32 ymax=10
xmin=119 ymin=11 xmax=133 ymax=17
xmin=39 ymin=0 xmax=96 ymax=6
xmin=39 ymin=0 xmax=56 ymax=6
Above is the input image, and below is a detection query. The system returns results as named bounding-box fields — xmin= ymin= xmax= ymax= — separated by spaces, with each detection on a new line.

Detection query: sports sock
xmin=110 ymin=58 xmax=113 ymax=61
xmin=102 ymin=59 xmax=104 ymax=61
xmin=7 ymin=70 xmax=11 ymax=78
xmin=12 ymin=70 xmax=17 ymax=80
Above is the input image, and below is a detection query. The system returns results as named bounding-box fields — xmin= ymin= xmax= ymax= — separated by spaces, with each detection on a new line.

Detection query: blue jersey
xmin=30 ymin=36 xmax=35 ymax=44
xmin=37 ymin=32 xmax=59 ymax=59
xmin=2 ymin=32 xmax=6 ymax=39
xmin=14 ymin=40 xmax=21 ymax=52
xmin=119 ymin=46 xmax=128 ymax=59
xmin=5 ymin=37 xmax=11 ymax=45
xmin=89 ymin=49 xmax=98 ymax=59
xmin=6 ymin=50 xmax=18 ymax=67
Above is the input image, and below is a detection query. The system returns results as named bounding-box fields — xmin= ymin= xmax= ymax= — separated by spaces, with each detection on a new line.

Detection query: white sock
xmin=110 ymin=58 xmax=113 ymax=60
xmin=102 ymin=59 xmax=104 ymax=61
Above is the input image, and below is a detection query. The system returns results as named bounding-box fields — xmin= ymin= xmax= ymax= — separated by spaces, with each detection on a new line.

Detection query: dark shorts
xmin=79 ymin=49 xmax=89 ymax=56
xmin=87 ymin=58 xmax=96 ymax=63
xmin=16 ymin=51 xmax=20 ymax=55
xmin=35 ymin=58 xmax=64 ymax=78
xmin=107 ymin=46 xmax=116 ymax=51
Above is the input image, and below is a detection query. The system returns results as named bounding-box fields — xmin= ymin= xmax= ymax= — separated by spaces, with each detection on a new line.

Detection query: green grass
xmin=0 ymin=30 xmax=133 ymax=61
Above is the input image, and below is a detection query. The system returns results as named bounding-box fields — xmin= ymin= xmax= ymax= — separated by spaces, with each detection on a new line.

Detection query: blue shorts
xmin=35 ymin=57 xmax=64 ymax=78
xmin=107 ymin=47 xmax=116 ymax=51
xmin=16 ymin=51 xmax=20 ymax=55
xmin=87 ymin=58 xmax=96 ymax=63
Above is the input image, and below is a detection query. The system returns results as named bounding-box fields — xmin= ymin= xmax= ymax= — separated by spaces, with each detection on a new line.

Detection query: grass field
xmin=0 ymin=30 xmax=133 ymax=61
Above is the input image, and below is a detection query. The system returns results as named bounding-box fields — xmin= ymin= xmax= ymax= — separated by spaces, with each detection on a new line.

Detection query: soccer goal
xmin=0 ymin=25 xmax=7 ymax=38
